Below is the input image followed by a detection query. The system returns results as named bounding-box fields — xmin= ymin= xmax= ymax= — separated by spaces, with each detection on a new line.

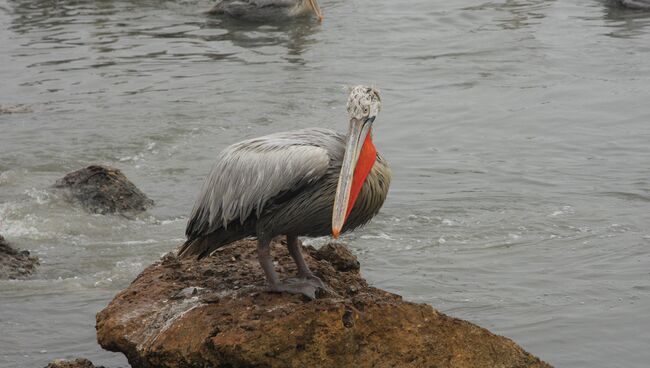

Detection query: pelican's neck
xmin=345 ymin=130 xmax=377 ymax=221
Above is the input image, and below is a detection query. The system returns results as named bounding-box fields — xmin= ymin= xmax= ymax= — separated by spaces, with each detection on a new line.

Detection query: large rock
xmin=0 ymin=234 xmax=39 ymax=279
xmin=54 ymin=165 xmax=153 ymax=215
xmin=96 ymin=239 xmax=551 ymax=368
xmin=45 ymin=358 xmax=104 ymax=368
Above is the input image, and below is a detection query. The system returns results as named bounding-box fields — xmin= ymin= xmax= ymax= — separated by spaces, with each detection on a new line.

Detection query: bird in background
xmin=617 ymin=0 xmax=650 ymax=9
xmin=179 ymin=86 xmax=391 ymax=299
xmin=207 ymin=0 xmax=324 ymax=23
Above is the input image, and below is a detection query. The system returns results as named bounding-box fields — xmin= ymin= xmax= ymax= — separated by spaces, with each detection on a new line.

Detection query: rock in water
xmin=45 ymin=358 xmax=104 ymax=368
xmin=0 ymin=234 xmax=39 ymax=279
xmin=96 ymin=239 xmax=552 ymax=368
xmin=54 ymin=165 xmax=153 ymax=215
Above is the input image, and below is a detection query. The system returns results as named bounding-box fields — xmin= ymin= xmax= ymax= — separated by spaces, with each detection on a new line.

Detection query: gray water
xmin=1 ymin=0 xmax=649 ymax=367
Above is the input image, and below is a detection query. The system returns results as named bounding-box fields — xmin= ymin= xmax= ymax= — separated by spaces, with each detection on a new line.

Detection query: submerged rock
xmin=45 ymin=358 xmax=104 ymax=368
xmin=0 ymin=234 xmax=39 ymax=279
xmin=96 ymin=239 xmax=552 ymax=368
xmin=54 ymin=165 xmax=153 ymax=215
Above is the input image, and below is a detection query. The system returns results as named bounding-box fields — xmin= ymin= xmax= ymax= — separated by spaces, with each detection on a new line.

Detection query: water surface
xmin=1 ymin=0 xmax=650 ymax=367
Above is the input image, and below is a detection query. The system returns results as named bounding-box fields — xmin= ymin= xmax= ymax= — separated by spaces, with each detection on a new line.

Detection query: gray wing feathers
xmin=210 ymin=0 xmax=297 ymax=15
xmin=219 ymin=0 xmax=296 ymax=6
xmin=252 ymin=0 xmax=297 ymax=6
xmin=186 ymin=129 xmax=333 ymax=239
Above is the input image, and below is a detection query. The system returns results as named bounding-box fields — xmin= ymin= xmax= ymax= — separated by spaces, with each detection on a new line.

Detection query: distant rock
xmin=0 ymin=234 xmax=39 ymax=279
xmin=96 ymin=239 xmax=552 ymax=368
xmin=45 ymin=358 xmax=104 ymax=368
xmin=54 ymin=165 xmax=153 ymax=215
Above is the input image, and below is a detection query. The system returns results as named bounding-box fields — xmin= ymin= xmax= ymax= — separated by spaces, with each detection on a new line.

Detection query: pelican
xmin=179 ymin=86 xmax=391 ymax=298
xmin=618 ymin=0 xmax=650 ymax=9
xmin=207 ymin=0 xmax=324 ymax=22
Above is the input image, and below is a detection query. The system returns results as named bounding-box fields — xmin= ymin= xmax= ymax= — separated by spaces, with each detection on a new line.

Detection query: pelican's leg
xmin=287 ymin=235 xmax=325 ymax=289
xmin=257 ymin=237 xmax=321 ymax=299
xmin=257 ymin=237 xmax=281 ymax=287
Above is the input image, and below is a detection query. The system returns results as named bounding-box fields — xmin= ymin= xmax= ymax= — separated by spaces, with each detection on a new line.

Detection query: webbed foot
xmin=300 ymin=273 xmax=326 ymax=290
xmin=268 ymin=276 xmax=327 ymax=300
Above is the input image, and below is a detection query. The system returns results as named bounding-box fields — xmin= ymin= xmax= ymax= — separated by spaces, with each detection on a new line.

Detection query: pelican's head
xmin=332 ymin=86 xmax=382 ymax=238
xmin=346 ymin=86 xmax=381 ymax=122
xmin=306 ymin=0 xmax=323 ymax=22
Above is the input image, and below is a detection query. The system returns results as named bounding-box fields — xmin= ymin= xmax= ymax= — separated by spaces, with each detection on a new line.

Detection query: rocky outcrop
xmin=0 ymin=234 xmax=39 ymax=279
xmin=45 ymin=358 xmax=104 ymax=368
xmin=96 ymin=239 xmax=552 ymax=368
xmin=54 ymin=165 xmax=153 ymax=215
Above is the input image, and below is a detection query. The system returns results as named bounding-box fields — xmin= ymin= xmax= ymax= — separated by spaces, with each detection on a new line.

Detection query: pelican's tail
xmin=177 ymin=227 xmax=249 ymax=260
xmin=177 ymin=236 xmax=214 ymax=259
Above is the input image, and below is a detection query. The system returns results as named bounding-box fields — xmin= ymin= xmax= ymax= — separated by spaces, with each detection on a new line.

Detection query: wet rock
xmin=0 ymin=234 xmax=39 ymax=279
xmin=312 ymin=242 xmax=360 ymax=272
xmin=54 ymin=165 xmax=153 ymax=215
xmin=96 ymin=238 xmax=552 ymax=368
xmin=45 ymin=358 xmax=105 ymax=368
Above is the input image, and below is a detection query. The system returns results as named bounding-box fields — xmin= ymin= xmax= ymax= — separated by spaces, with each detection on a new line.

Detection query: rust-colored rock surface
xmin=0 ymin=234 xmax=39 ymax=279
xmin=96 ymin=239 xmax=552 ymax=368
xmin=54 ymin=165 xmax=153 ymax=215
